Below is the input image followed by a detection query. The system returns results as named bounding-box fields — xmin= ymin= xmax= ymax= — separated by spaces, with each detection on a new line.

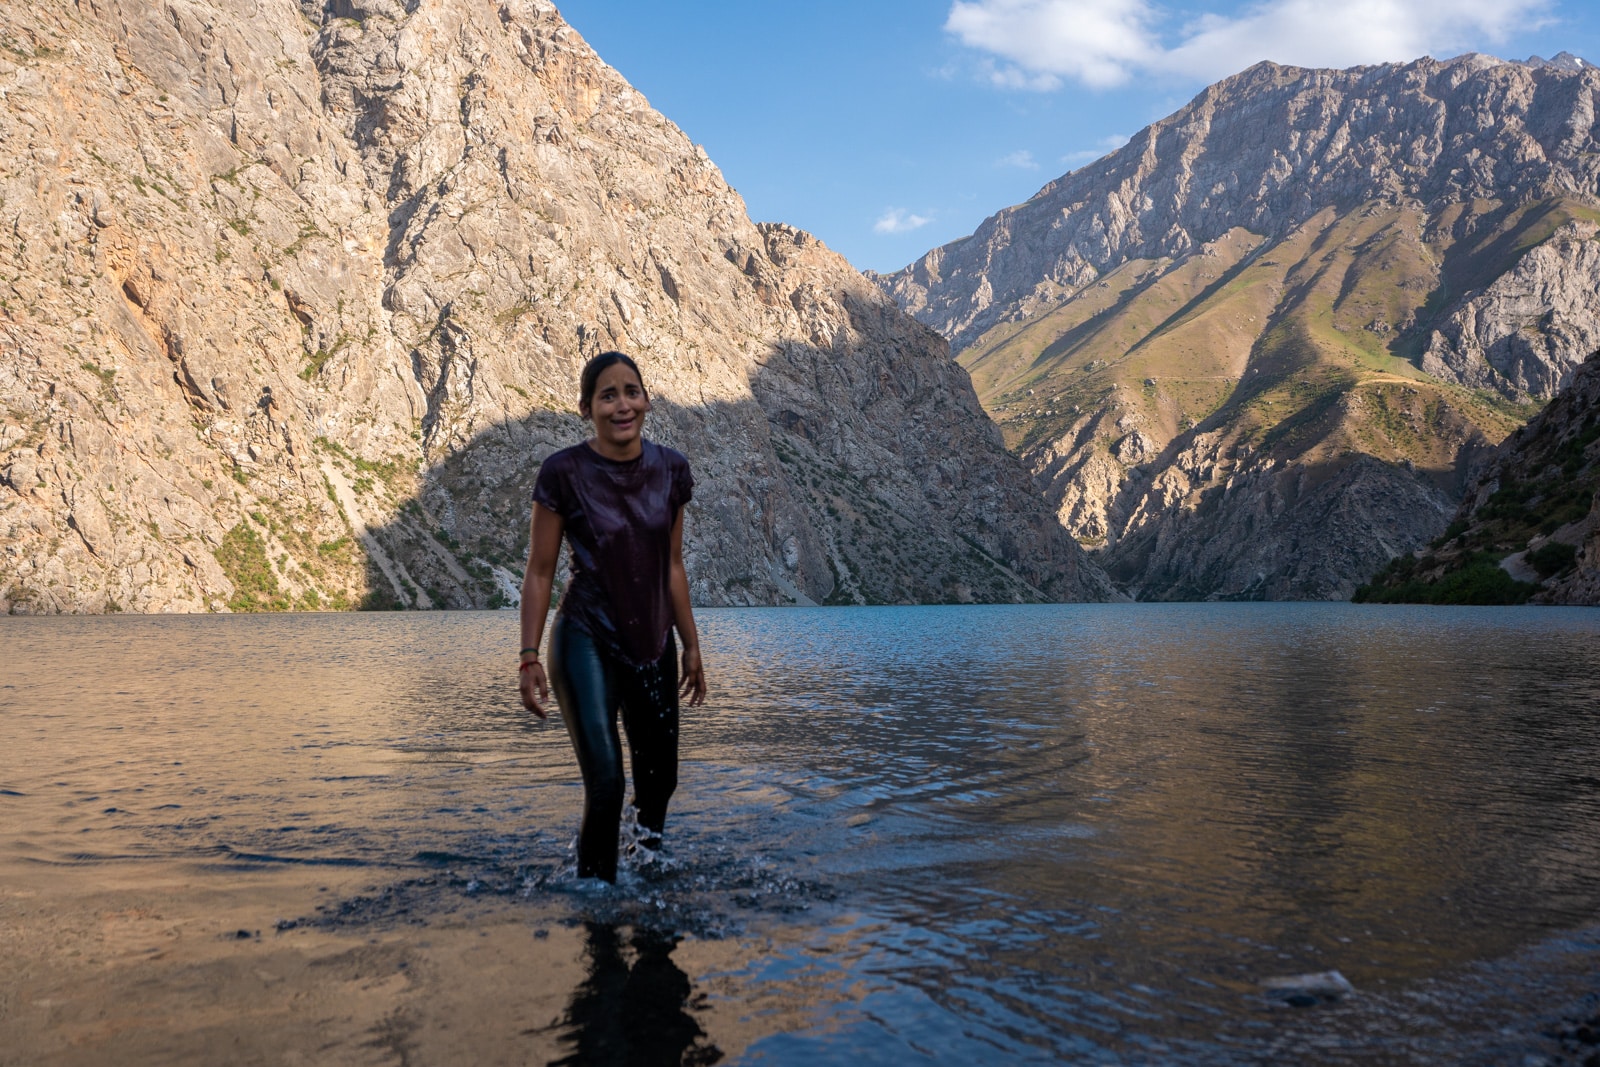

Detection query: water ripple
xmin=5 ymin=605 xmax=1600 ymax=1062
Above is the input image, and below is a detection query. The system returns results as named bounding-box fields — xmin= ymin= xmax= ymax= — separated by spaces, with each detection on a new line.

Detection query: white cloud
xmin=946 ymin=0 xmax=1555 ymax=89
xmin=947 ymin=0 xmax=1158 ymax=88
xmin=997 ymin=149 xmax=1041 ymax=168
xmin=874 ymin=208 xmax=934 ymax=234
xmin=1166 ymin=0 xmax=1553 ymax=79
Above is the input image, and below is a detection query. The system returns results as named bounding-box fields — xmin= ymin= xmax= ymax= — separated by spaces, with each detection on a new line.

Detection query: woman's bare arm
xmin=518 ymin=503 xmax=564 ymax=719
xmin=667 ymin=507 xmax=706 ymax=706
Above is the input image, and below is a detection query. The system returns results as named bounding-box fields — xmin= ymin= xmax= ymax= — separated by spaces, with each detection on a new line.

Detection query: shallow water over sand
xmin=4 ymin=604 xmax=1600 ymax=1064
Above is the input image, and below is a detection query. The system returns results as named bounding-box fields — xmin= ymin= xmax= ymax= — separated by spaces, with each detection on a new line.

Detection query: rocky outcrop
xmin=1422 ymin=221 xmax=1600 ymax=398
xmin=876 ymin=55 xmax=1600 ymax=600
xmin=0 ymin=0 xmax=1114 ymax=614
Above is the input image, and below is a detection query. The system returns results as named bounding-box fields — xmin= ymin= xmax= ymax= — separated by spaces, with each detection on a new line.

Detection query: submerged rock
xmin=1261 ymin=969 xmax=1356 ymax=1006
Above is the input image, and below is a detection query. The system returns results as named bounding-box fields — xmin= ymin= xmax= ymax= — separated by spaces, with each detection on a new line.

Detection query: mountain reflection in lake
xmin=3 ymin=604 xmax=1600 ymax=1065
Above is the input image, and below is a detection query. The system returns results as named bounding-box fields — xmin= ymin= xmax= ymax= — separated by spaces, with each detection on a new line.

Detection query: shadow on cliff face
xmin=345 ymin=330 xmax=1106 ymax=612
xmin=1104 ymin=453 xmax=1460 ymax=601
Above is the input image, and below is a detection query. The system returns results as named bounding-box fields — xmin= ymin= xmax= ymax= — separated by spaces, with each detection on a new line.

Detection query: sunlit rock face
xmin=0 ymin=0 xmax=1116 ymax=614
xmin=876 ymin=55 xmax=1600 ymax=600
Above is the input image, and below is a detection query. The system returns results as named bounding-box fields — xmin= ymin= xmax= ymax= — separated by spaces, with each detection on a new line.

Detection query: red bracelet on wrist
xmin=519 ymin=660 xmax=539 ymax=672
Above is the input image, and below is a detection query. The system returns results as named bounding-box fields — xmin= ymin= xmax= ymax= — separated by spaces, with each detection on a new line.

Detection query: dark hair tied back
xmin=578 ymin=351 xmax=643 ymax=415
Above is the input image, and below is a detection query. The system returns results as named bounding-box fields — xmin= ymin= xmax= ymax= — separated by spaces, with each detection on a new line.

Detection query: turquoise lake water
xmin=4 ymin=604 xmax=1600 ymax=1064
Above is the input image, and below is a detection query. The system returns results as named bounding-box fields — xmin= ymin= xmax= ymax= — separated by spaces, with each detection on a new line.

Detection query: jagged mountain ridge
xmin=877 ymin=56 xmax=1600 ymax=600
xmin=0 ymin=0 xmax=1115 ymax=614
xmin=881 ymin=55 xmax=1600 ymax=359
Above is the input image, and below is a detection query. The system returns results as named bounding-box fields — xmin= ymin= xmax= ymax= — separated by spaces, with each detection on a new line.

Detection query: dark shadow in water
xmin=545 ymin=922 xmax=722 ymax=1067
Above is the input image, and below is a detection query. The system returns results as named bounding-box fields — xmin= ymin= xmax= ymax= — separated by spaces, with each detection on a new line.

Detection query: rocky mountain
xmin=877 ymin=56 xmax=1600 ymax=599
xmin=0 ymin=0 xmax=1116 ymax=615
xmin=1357 ymin=349 xmax=1600 ymax=604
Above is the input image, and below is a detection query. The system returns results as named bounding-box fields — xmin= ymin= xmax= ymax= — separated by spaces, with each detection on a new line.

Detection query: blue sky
xmin=554 ymin=0 xmax=1600 ymax=275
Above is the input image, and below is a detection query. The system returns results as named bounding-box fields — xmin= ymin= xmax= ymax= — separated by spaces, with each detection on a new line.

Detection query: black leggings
xmin=547 ymin=614 xmax=680 ymax=882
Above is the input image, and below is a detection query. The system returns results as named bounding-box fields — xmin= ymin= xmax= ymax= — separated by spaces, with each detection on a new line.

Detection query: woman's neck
xmin=587 ymin=437 xmax=644 ymax=462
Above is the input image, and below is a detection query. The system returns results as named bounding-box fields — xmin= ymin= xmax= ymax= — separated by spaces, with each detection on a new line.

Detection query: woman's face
xmin=585 ymin=362 xmax=650 ymax=450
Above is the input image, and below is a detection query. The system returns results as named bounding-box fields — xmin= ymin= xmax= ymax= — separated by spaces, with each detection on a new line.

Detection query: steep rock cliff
xmin=0 ymin=0 xmax=1114 ymax=614
xmin=1422 ymin=221 xmax=1600 ymax=397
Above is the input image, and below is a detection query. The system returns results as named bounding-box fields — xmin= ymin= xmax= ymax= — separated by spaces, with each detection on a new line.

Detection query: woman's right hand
xmin=520 ymin=660 xmax=550 ymax=720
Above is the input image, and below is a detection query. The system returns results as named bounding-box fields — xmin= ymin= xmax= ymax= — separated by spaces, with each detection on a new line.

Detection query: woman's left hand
xmin=679 ymin=645 xmax=706 ymax=707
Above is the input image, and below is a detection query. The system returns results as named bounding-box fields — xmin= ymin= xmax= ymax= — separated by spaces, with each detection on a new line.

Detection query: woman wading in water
xmin=518 ymin=351 xmax=707 ymax=883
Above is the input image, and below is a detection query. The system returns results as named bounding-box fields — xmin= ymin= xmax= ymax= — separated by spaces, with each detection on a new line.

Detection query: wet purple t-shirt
xmin=532 ymin=439 xmax=694 ymax=667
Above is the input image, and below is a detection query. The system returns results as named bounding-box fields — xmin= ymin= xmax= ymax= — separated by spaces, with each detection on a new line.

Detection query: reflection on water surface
xmin=549 ymin=922 xmax=722 ymax=1066
xmin=4 ymin=604 xmax=1600 ymax=1064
